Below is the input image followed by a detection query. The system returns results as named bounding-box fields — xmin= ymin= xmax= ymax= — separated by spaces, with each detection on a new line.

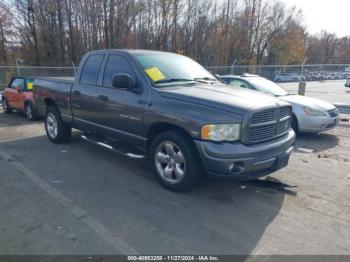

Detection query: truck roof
xmin=86 ymin=49 xmax=180 ymax=56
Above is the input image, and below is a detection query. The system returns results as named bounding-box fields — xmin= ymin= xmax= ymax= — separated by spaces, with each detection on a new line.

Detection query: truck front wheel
xmin=150 ymin=131 xmax=203 ymax=192
xmin=45 ymin=106 xmax=71 ymax=144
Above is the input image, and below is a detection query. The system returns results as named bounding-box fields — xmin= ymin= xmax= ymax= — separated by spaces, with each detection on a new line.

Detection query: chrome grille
xmin=251 ymin=109 xmax=276 ymax=124
xmin=246 ymin=106 xmax=292 ymax=144
xmin=277 ymin=119 xmax=291 ymax=134
xmin=328 ymin=109 xmax=338 ymax=118
xmin=280 ymin=106 xmax=291 ymax=119
xmin=248 ymin=124 xmax=276 ymax=141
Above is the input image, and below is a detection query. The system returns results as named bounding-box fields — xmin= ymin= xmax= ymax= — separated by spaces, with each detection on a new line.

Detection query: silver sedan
xmin=220 ymin=74 xmax=340 ymax=133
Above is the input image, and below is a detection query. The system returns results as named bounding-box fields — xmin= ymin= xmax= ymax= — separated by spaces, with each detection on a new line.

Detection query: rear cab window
xmin=80 ymin=55 xmax=105 ymax=86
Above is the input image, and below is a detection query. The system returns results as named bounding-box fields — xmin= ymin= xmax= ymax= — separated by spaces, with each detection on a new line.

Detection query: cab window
xmin=80 ymin=55 xmax=105 ymax=86
xmin=103 ymin=55 xmax=135 ymax=88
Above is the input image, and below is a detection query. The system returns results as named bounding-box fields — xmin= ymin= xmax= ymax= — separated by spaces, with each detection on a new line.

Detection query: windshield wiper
xmin=154 ymin=78 xmax=196 ymax=84
xmin=194 ymin=77 xmax=218 ymax=82
xmin=154 ymin=77 xmax=217 ymax=85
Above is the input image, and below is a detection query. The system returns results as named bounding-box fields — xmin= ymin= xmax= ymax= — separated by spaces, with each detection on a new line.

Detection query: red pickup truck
xmin=2 ymin=77 xmax=38 ymax=120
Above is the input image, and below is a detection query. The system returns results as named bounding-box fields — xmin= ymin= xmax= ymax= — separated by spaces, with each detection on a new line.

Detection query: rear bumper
xmin=194 ymin=129 xmax=295 ymax=180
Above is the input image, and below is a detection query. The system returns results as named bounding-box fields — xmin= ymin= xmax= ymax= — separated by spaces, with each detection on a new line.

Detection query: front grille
xmin=280 ymin=106 xmax=292 ymax=119
xmin=251 ymin=109 xmax=276 ymax=124
xmin=328 ymin=109 xmax=338 ymax=118
xmin=246 ymin=106 xmax=292 ymax=144
xmin=277 ymin=119 xmax=291 ymax=134
xmin=248 ymin=124 xmax=276 ymax=141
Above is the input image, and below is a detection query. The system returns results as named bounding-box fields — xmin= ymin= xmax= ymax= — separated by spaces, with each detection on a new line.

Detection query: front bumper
xmin=194 ymin=129 xmax=295 ymax=180
xmin=298 ymin=115 xmax=340 ymax=133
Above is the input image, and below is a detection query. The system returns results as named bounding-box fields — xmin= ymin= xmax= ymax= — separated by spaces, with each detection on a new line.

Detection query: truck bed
xmin=33 ymin=77 xmax=74 ymax=118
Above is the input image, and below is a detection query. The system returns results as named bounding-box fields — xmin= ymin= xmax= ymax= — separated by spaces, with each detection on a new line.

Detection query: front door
xmin=99 ymin=54 xmax=147 ymax=146
xmin=8 ymin=78 xmax=25 ymax=110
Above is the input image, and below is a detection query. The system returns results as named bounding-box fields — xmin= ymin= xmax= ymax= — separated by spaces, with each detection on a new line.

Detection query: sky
xmin=283 ymin=0 xmax=350 ymax=37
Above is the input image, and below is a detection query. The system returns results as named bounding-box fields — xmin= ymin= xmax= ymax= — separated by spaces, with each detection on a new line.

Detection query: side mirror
xmin=240 ymin=84 xmax=247 ymax=88
xmin=112 ymin=74 xmax=140 ymax=93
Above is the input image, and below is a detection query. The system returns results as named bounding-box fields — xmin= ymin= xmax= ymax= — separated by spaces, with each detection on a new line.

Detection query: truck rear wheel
xmin=25 ymin=102 xmax=38 ymax=121
xmin=150 ymin=130 xmax=203 ymax=192
xmin=45 ymin=106 xmax=71 ymax=144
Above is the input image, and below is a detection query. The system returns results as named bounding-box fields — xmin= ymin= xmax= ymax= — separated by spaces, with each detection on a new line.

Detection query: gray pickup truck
xmin=34 ymin=50 xmax=295 ymax=191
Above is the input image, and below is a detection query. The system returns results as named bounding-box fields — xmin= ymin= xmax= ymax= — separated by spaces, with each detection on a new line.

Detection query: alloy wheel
xmin=155 ymin=141 xmax=186 ymax=184
xmin=26 ymin=104 xmax=32 ymax=119
xmin=46 ymin=112 xmax=58 ymax=139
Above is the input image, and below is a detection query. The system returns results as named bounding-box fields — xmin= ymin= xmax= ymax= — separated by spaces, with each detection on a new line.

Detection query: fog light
xmin=229 ymin=163 xmax=235 ymax=171
xmin=229 ymin=162 xmax=245 ymax=175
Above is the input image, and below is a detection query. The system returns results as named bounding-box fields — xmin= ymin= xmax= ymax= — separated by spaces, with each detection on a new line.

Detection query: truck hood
xmin=280 ymin=95 xmax=335 ymax=111
xmin=158 ymin=84 xmax=286 ymax=115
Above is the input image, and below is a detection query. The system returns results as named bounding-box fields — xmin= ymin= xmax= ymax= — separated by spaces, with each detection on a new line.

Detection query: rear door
xmin=71 ymin=54 xmax=106 ymax=132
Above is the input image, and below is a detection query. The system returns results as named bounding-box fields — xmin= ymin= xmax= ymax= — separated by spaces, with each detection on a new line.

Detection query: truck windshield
xmin=133 ymin=52 xmax=217 ymax=87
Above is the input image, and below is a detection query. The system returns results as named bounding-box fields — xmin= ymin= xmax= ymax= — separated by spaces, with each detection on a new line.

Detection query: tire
xmin=150 ymin=130 xmax=203 ymax=192
xmin=2 ymin=98 xmax=12 ymax=114
xmin=45 ymin=106 xmax=71 ymax=144
xmin=24 ymin=102 xmax=38 ymax=121
xmin=291 ymin=115 xmax=299 ymax=134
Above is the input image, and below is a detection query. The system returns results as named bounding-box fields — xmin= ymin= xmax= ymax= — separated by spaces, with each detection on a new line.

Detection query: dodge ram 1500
xmin=34 ymin=50 xmax=295 ymax=191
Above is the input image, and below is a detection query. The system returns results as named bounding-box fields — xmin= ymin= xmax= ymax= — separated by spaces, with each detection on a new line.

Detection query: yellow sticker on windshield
xmin=145 ymin=67 xmax=166 ymax=82
xmin=27 ymin=82 xmax=33 ymax=90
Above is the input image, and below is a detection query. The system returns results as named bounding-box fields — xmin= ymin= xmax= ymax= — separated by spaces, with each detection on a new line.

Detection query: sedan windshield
xmin=248 ymin=77 xmax=289 ymax=97
xmin=133 ymin=52 xmax=217 ymax=87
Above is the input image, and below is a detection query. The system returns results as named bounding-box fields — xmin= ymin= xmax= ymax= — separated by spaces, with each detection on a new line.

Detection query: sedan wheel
xmin=2 ymin=99 xmax=12 ymax=113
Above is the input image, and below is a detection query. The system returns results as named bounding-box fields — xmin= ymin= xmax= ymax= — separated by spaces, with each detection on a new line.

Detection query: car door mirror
xmin=112 ymin=74 xmax=141 ymax=93
xmin=240 ymin=84 xmax=247 ymax=88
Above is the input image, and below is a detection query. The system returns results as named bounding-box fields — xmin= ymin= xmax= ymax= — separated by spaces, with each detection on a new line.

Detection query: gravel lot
xmin=0 ymin=107 xmax=349 ymax=255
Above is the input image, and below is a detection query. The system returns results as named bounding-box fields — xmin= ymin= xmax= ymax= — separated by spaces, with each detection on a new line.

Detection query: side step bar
xmin=81 ymin=134 xmax=145 ymax=159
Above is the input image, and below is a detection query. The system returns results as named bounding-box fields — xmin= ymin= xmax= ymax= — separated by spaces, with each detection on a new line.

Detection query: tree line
xmin=0 ymin=0 xmax=349 ymax=67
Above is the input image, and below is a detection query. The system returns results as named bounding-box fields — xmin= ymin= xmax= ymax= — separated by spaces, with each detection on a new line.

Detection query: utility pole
xmin=230 ymin=59 xmax=238 ymax=75
xmin=298 ymin=57 xmax=308 ymax=96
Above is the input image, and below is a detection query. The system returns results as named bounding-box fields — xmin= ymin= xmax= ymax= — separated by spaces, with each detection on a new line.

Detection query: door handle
xmin=98 ymin=95 xmax=109 ymax=101
xmin=73 ymin=90 xmax=81 ymax=96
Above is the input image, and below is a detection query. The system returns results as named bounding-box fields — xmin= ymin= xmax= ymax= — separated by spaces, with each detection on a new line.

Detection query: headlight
xmin=303 ymin=106 xmax=327 ymax=117
xmin=201 ymin=124 xmax=241 ymax=142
